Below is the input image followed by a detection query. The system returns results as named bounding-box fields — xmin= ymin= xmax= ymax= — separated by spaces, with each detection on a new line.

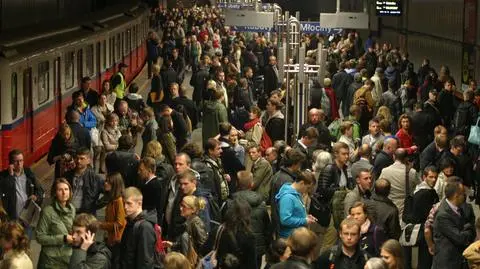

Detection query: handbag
xmin=90 ymin=127 xmax=102 ymax=147
xmin=198 ymin=224 xmax=225 ymax=269
xmin=468 ymin=116 xmax=480 ymax=145
xmin=399 ymin=223 xmax=422 ymax=247
xmin=400 ymin=166 xmax=421 ymax=247
xmin=19 ymin=200 xmax=41 ymax=227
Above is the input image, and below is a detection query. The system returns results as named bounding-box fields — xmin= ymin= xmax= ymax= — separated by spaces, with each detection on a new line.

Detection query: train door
xmin=53 ymin=57 xmax=62 ymax=126
xmin=77 ymin=49 xmax=83 ymax=86
xmin=23 ymin=68 xmax=33 ymax=155
xmin=96 ymin=42 xmax=101 ymax=90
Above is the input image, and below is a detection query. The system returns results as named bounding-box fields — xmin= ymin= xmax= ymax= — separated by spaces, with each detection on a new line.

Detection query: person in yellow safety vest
xmin=112 ymin=63 xmax=128 ymax=107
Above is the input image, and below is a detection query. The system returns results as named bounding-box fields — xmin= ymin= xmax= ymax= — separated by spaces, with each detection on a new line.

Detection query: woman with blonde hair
xmin=168 ymin=195 xmax=207 ymax=267
xmin=47 ymin=123 xmax=79 ymax=177
xmin=376 ymin=106 xmax=393 ymax=125
xmin=164 ymin=252 xmax=192 ymax=269
xmin=143 ymin=140 xmax=175 ymax=181
xmin=0 ymin=221 xmax=33 ymax=269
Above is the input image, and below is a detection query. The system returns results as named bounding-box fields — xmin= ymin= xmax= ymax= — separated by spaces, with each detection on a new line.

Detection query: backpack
xmin=328 ymin=118 xmax=343 ymax=139
xmin=134 ymin=220 xmax=166 ymax=269
xmin=453 ymin=105 xmax=471 ymax=135
xmin=320 ymin=88 xmax=331 ymax=118
xmin=260 ymin=129 xmax=272 ymax=154
xmin=331 ymin=188 xmax=350 ymax=230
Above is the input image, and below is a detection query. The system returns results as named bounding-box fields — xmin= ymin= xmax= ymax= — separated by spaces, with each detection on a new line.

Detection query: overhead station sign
xmin=231 ymin=22 xmax=343 ymax=35
xmin=376 ymin=0 xmax=402 ymax=16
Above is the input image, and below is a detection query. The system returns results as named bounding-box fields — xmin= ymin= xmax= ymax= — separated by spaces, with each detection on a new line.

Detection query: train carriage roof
xmin=0 ymin=3 xmax=147 ymax=64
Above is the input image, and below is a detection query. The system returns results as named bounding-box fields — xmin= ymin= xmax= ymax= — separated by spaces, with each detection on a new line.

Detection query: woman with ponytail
xmin=0 ymin=221 xmax=33 ymax=269
xmin=169 ymin=195 xmax=208 ymax=267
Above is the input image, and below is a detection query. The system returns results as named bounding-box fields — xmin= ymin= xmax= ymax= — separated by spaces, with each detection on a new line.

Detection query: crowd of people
xmin=0 ymin=4 xmax=480 ymax=269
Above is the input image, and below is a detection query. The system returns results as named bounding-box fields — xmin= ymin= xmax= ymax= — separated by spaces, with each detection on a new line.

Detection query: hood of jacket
xmin=130 ymin=210 xmax=157 ymax=225
xmin=275 ymin=183 xmax=301 ymax=202
xmin=126 ymin=93 xmax=143 ymax=100
xmin=87 ymin=242 xmax=112 ymax=260
xmin=384 ymin=66 xmax=397 ymax=77
xmin=233 ymin=190 xmax=263 ymax=208
xmin=203 ymin=100 xmax=221 ymax=113
xmin=414 ymin=181 xmax=434 ymax=194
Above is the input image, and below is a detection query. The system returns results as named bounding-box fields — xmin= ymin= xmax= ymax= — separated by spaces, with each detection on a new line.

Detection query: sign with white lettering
xmin=231 ymin=22 xmax=343 ymax=35
xmin=376 ymin=0 xmax=402 ymax=16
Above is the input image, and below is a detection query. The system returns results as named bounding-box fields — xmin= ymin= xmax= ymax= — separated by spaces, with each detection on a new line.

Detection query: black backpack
xmin=453 ymin=105 xmax=471 ymax=135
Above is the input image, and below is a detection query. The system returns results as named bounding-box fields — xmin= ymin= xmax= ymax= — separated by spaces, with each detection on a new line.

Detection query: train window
xmin=116 ymin=33 xmax=121 ymax=61
xmin=11 ymin=73 xmax=18 ymax=119
xmin=103 ymin=40 xmax=107 ymax=70
xmin=37 ymin=61 xmax=50 ymax=105
xmin=127 ymin=29 xmax=131 ymax=52
xmin=132 ymin=27 xmax=136 ymax=49
xmin=122 ymin=32 xmax=126 ymax=56
xmin=65 ymin=51 xmax=75 ymax=89
xmin=86 ymin=44 xmax=94 ymax=76
xmin=109 ymin=36 xmax=115 ymax=66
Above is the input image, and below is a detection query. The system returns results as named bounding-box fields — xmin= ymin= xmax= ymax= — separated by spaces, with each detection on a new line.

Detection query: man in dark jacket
xmin=169 ymin=83 xmax=198 ymax=129
xmin=190 ymin=55 xmax=210 ymax=109
xmin=332 ymin=62 xmax=353 ymax=116
xmin=316 ymin=142 xmax=355 ymax=228
xmin=160 ymin=60 xmax=178 ymax=105
xmin=292 ymin=127 xmax=318 ymax=170
xmin=411 ymin=166 xmax=439 ymax=269
xmin=105 ymin=135 xmax=140 ymax=188
xmin=432 ymin=181 xmax=476 ymax=269
xmin=0 ymin=149 xmax=43 ymax=220
xmin=315 ymin=218 xmax=368 ymax=269
xmin=218 ymin=123 xmax=245 ymax=193
xmin=171 ymin=48 xmax=186 ymax=83
xmin=231 ymin=171 xmax=271 ymax=268
xmin=344 ymin=73 xmax=363 ymax=116
xmin=270 ymin=149 xmax=305 ymax=237
xmin=69 ymin=213 xmax=112 ymax=269
xmin=120 ymin=187 xmax=156 ymax=269
xmin=452 ymin=89 xmax=478 ymax=137
xmin=158 ymin=104 xmax=188 ymax=151
xmin=368 ymin=178 xmax=401 ymax=240
xmin=437 ymin=78 xmax=457 ymax=131
xmin=372 ymin=138 xmax=398 ymax=180
xmin=264 ymin=56 xmax=280 ymax=96
xmin=298 ymin=108 xmax=332 ymax=151
xmin=271 ymin=227 xmax=318 ymax=269
xmin=65 ymin=147 xmax=103 ymax=214
xmin=74 ymin=76 xmax=99 ymax=107
xmin=138 ymin=157 xmax=164 ymax=225
xmin=423 ymin=88 xmax=443 ymax=127
xmin=419 ymin=134 xmax=448 ymax=172
xmin=66 ymin=110 xmax=91 ymax=149
xmin=411 ymin=103 xmax=436 ymax=151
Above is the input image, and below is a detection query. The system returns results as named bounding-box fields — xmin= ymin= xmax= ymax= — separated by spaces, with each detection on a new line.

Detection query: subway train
xmin=0 ymin=4 xmax=151 ymax=169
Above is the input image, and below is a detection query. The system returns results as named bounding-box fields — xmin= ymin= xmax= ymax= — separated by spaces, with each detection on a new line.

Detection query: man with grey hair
xmin=297 ymin=108 xmax=333 ymax=151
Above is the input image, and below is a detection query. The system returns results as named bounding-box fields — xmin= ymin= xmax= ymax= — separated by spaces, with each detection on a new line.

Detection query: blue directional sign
xmin=231 ymin=22 xmax=343 ymax=35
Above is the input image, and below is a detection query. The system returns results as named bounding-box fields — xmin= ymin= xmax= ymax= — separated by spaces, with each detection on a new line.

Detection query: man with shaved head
xmin=351 ymin=144 xmax=373 ymax=180
xmin=368 ymin=178 xmax=401 ymax=239
xmin=297 ymin=108 xmax=333 ymax=151
xmin=379 ymin=148 xmax=419 ymax=221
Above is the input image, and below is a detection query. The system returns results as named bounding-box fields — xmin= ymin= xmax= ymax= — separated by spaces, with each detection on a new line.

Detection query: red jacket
xmin=324 ymin=87 xmax=340 ymax=120
xmin=395 ymin=128 xmax=416 ymax=154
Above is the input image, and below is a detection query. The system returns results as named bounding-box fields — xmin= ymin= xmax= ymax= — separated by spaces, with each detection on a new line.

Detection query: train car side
xmin=0 ymin=6 xmax=150 ymax=169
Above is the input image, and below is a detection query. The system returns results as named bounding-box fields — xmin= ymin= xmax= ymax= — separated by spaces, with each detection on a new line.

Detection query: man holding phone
xmin=0 ymin=149 xmax=43 ymax=220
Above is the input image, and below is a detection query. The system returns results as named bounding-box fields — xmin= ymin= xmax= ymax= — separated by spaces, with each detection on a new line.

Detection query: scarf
xmin=244 ymin=118 xmax=260 ymax=131
xmin=360 ymin=219 xmax=371 ymax=235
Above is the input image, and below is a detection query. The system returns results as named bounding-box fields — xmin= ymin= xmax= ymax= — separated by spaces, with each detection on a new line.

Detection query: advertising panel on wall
xmin=462 ymin=0 xmax=477 ymax=90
